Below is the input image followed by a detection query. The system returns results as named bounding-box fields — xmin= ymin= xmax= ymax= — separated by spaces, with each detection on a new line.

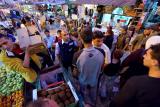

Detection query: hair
xmin=113 ymin=49 xmax=123 ymax=59
xmin=150 ymin=43 xmax=160 ymax=67
xmin=21 ymin=18 xmax=26 ymax=24
xmin=44 ymin=29 xmax=49 ymax=33
xmin=121 ymin=26 xmax=128 ymax=31
xmin=117 ymin=19 xmax=120 ymax=23
xmin=93 ymin=31 xmax=104 ymax=39
xmin=80 ymin=28 xmax=93 ymax=43
xmin=0 ymin=33 xmax=9 ymax=39
xmin=27 ymin=99 xmax=48 ymax=107
xmin=96 ymin=24 xmax=102 ymax=29
xmin=25 ymin=16 xmax=31 ymax=22
xmin=106 ymin=26 xmax=114 ymax=36
xmin=57 ymin=30 xmax=61 ymax=34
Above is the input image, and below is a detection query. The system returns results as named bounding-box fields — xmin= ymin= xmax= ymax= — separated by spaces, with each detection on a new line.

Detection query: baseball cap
xmin=145 ymin=36 xmax=160 ymax=49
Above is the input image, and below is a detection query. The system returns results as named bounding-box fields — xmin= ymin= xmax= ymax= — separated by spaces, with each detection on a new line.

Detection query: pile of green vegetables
xmin=0 ymin=65 xmax=23 ymax=96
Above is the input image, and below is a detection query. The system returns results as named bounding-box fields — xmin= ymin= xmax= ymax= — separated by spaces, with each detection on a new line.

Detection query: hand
xmin=25 ymin=45 xmax=34 ymax=55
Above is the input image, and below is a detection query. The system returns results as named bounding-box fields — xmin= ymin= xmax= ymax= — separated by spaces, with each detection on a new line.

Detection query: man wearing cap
xmin=131 ymin=27 xmax=152 ymax=51
xmin=110 ymin=36 xmax=160 ymax=107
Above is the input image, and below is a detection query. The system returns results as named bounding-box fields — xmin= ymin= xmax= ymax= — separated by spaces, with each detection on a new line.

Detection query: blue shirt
xmin=7 ymin=34 xmax=16 ymax=42
xmin=44 ymin=35 xmax=56 ymax=48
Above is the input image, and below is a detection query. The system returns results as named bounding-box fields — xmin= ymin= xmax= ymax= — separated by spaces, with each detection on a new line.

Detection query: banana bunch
xmin=0 ymin=50 xmax=37 ymax=83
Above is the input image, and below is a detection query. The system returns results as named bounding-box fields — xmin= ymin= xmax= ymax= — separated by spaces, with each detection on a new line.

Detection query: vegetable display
xmin=0 ymin=90 xmax=24 ymax=107
xmin=0 ymin=65 xmax=23 ymax=96
xmin=38 ymin=83 xmax=75 ymax=107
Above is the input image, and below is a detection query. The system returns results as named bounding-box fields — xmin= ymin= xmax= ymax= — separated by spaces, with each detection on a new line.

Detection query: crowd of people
xmin=0 ymin=12 xmax=160 ymax=107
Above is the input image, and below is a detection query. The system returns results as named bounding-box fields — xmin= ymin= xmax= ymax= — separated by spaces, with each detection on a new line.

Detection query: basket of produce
xmin=0 ymin=65 xmax=24 ymax=96
xmin=0 ymin=65 xmax=24 ymax=107
xmin=38 ymin=82 xmax=78 ymax=107
xmin=0 ymin=90 xmax=24 ymax=107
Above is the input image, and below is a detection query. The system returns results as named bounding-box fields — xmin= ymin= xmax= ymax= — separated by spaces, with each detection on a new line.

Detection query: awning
xmin=71 ymin=0 xmax=137 ymax=6
xmin=32 ymin=0 xmax=66 ymax=5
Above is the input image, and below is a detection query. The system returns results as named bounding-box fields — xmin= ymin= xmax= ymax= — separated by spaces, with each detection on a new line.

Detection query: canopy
xmin=1 ymin=0 xmax=136 ymax=6
xmin=71 ymin=0 xmax=137 ymax=6
xmin=0 ymin=0 xmax=66 ymax=5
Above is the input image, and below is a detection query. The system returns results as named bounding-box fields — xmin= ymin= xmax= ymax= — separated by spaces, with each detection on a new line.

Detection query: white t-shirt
xmin=93 ymin=43 xmax=111 ymax=65
xmin=100 ymin=43 xmax=111 ymax=64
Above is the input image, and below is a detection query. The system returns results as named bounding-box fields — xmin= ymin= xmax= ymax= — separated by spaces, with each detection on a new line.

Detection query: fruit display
xmin=38 ymin=83 xmax=76 ymax=107
xmin=0 ymin=65 xmax=23 ymax=96
xmin=0 ymin=90 xmax=24 ymax=107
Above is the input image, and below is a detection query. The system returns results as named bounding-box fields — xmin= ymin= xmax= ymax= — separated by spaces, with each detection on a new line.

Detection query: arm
xmin=131 ymin=36 xmax=139 ymax=51
xmin=0 ymin=50 xmax=37 ymax=83
xmin=23 ymin=47 xmax=31 ymax=68
xmin=55 ymin=43 xmax=61 ymax=63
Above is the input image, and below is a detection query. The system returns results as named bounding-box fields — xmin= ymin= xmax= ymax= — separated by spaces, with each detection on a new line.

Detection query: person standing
xmin=131 ymin=27 xmax=152 ymax=51
xmin=44 ymin=29 xmax=56 ymax=62
xmin=76 ymin=28 xmax=104 ymax=107
xmin=116 ymin=26 xmax=130 ymax=50
xmin=92 ymin=30 xmax=111 ymax=66
xmin=110 ymin=43 xmax=160 ymax=107
xmin=55 ymin=29 xmax=77 ymax=69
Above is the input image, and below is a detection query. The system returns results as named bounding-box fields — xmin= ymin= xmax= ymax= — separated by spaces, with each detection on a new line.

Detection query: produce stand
xmin=31 ymin=67 xmax=82 ymax=107
xmin=0 ymin=65 xmax=24 ymax=107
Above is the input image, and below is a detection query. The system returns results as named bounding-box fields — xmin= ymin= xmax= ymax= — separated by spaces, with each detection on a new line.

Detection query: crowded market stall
xmin=0 ymin=0 xmax=160 ymax=107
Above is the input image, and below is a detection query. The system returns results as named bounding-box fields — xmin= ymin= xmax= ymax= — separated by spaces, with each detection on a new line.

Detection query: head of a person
xmin=27 ymin=98 xmax=59 ymax=107
xmin=44 ymin=29 xmax=50 ymax=37
xmin=93 ymin=31 xmax=104 ymax=47
xmin=106 ymin=26 xmax=114 ymax=35
xmin=144 ymin=36 xmax=160 ymax=69
xmin=25 ymin=16 xmax=32 ymax=26
xmin=113 ymin=49 xmax=123 ymax=60
xmin=143 ymin=27 xmax=152 ymax=36
xmin=80 ymin=28 xmax=93 ymax=44
xmin=0 ymin=28 xmax=7 ymax=35
xmin=143 ymin=43 xmax=160 ymax=69
xmin=0 ymin=34 xmax=14 ymax=51
xmin=121 ymin=26 xmax=128 ymax=34
xmin=117 ymin=19 xmax=120 ymax=23
xmin=57 ymin=30 xmax=62 ymax=36
xmin=61 ymin=30 xmax=70 ymax=42
xmin=21 ymin=18 xmax=26 ymax=25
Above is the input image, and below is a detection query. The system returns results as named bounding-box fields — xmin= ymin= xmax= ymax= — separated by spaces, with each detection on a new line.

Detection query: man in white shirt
xmin=92 ymin=30 xmax=111 ymax=66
